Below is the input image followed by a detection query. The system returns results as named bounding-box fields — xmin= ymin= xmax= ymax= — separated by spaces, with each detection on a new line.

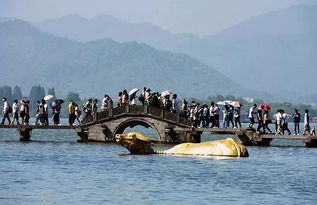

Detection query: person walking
xmin=293 ymin=109 xmax=301 ymax=135
xmin=101 ymin=95 xmax=109 ymax=111
xmin=189 ymin=102 xmax=196 ymax=126
xmin=74 ymin=103 xmax=81 ymax=125
xmin=222 ymin=105 xmax=230 ymax=128
xmin=24 ymin=100 xmax=30 ymax=125
xmin=43 ymin=99 xmax=49 ymax=126
xmin=248 ymin=104 xmax=257 ymax=129
xmin=39 ymin=99 xmax=49 ymax=126
xmin=138 ymin=87 xmax=146 ymax=105
xmin=92 ymin=99 xmax=98 ymax=115
xmin=130 ymin=93 xmax=137 ymax=105
xmin=228 ymin=105 xmax=235 ymax=128
xmin=1 ymin=97 xmax=11 ymax=124
xmin=83 ymin=99 xmax=92 ymax=118
xmin=233 ymin=107 xmax=241 ymax=128
xmin=68 ymin=101 xmax=76 ymax=126
xmin=171 ymin=94 xmax=178 ymax=113
xmin=145 ymin=88 xmax=151 ymax=105
xmin=257 ymin=105 xmax=264 ymax=133
xmin=282 ymin=110 xmax=291 ymax=135
xmin=303 ymin=109 xmax=311 ymax=135
xmin=209 ymin=102 xmax=215 ymax=128
xmin=275 ymin=109 xmax=283 ymax=135
xmin=117 ymin=92 xmax=123 ymax=107
xmin=263 ymin=110 xmax=272 ymax=133
xmin=34 ymin=101 xmax=41 ymax=125
xmin=121 ymin=90 xmax=129 ymax=106
xmin=20 ymin=100 xmax=26 ymax=125
xmin=163 ymin=95 xmax=172 ymax=112
xmin=202 ymin=105 xmax=209 ymax=128
xmin=52 ymin=102 xmax=61 ymax=125
xmin=180 ymin=99 xmax=188 ymax=117
xmin=11 ymin=100 xmax=20 ymax=125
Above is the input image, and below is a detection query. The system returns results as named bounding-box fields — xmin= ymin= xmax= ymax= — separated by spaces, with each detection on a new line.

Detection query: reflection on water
xmin=0 ymin=123 xmax=317 ymax=204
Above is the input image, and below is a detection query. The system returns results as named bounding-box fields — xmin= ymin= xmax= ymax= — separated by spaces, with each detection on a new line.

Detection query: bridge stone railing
xmin=84 ymin=105 xmax=191 ymax=126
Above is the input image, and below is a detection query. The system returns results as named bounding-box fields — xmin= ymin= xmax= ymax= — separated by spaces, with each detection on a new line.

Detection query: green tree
xmin=12 ymin=85 xmax=23 ymax=100
xmin=65 ymin=92 xmax=81 ymax=103
xmin=0 ymin=85 xmax=13 ymax=103
xmin=47 ymin=87 xmax=56 ymax=97
xmin=29 ymin=85 xmax=45 ymax=108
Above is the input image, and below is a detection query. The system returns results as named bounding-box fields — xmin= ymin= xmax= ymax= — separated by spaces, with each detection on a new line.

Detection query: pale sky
xmin=1 ymin=0 xmax=316 ymax=35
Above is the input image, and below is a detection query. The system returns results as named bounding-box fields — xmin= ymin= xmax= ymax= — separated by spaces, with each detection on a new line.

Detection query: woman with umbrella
xmin=51 ymin=99 xmax=64 ymax=125
xmin=129 ymin=88 xmax=139 ymax=105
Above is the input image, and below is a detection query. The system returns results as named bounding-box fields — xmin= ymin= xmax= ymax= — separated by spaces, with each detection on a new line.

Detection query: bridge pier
xmin=76 ymin=127 xmax=89 ymax=142
xmin=304 ymin=137 xmax=317 ymax=148
xmin=239 ymin=131 xmax=272 ymax=146
xmin=168 ymin=128 xmax=201 ymax=143
xmin=18 ymin=127 xmax=32 ymax=141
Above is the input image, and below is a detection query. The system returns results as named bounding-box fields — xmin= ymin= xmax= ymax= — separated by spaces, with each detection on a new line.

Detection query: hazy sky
xmin=1 ymin=0 xmax=316 ymax=35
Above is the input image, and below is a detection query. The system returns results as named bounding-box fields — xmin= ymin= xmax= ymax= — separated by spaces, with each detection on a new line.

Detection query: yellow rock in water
xmin=115 ymin=132 xmax=249 ymax=157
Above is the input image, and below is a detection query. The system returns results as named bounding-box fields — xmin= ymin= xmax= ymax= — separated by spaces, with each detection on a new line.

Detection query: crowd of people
xmin=246 ymin=104 xmax=315 ymax=136
xmin=1 ymin=89 xmax=316 ymax=136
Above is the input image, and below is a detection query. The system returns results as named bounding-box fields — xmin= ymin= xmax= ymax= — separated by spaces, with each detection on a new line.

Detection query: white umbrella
xmin=129 ymin=88 xmax=139 ymax=96
xmin=44 ymin=95 xmax=54 ymax=101
xmin=161 ymin=90 xmax=172 ymax=97
xmin=224 ymin=100 xmax=233 ymax=105
xmin=216 ymin=100 xmax=232 ymax=106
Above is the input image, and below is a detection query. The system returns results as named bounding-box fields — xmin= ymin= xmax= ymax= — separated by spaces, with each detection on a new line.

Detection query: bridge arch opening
xmin=113 ymin=119 xmax=161 ymax=140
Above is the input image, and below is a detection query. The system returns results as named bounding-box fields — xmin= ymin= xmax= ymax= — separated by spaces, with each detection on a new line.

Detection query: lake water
xmin=0 ymin=120 xmax=316 ymax=204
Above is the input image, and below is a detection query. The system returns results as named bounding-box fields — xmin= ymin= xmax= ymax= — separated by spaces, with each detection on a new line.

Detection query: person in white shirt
xmin=11 ymin=100 xmax=20 ymax=125
xmin=1 ymin=97 xmax=11 ymax=124
xmin=275 ymin=109 xmax=283 ymax=135
xmin=171 ymin=94 xmax=178 ymax=113
xmin=303 ymin=109 xmax=311 ymax=135
xmin=248 ymin=104 xmax=257 ymax=129
xmin=209 ymin=102 xmax=220 ymax=128
xmin=101 ymin=95 xmax=108 ymax=111
xmin=145 ymin=88 xmax=151 ymax=105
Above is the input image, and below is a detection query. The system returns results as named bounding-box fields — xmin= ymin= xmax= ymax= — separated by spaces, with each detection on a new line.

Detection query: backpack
xmin=138 ymin=94 xmax=145 ymax=103
xmin=8 ymin=105 xmax=12 ymax=113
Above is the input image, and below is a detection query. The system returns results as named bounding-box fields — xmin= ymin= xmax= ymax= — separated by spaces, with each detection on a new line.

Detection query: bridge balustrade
xmin=113 ymin=106 xmax=125 ymax=116
xmin=96 ymin=110 xmax=110 ymax=120
xmin=129 ymin=105 xmax=145 ymax=113
xmin=148 ymin=106 xmax=162 ymax=117
xmin=87 ymin=105 xmax=191 ymax=126
xmin=164 ymin=110 xmax=177 ymax=122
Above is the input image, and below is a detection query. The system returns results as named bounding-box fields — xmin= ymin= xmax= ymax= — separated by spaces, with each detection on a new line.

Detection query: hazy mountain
xmin=0 ymin=17 xmax=14 ymax=22
xmin=34 ymin=14 xmax=199 ymax=49
xmin=213 ymin=5 xmax=317 ymax=37
xmin=33 ymin=5 xmax=317 ymax=100
xmin=0 ymin=20 xmax=269 ymax=99
xmin=172 ymin=5 xmax=317 ymax=99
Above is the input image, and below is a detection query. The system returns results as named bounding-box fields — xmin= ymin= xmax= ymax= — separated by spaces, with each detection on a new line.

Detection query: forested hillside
xmin=0 ymin=20 xmax=268 ymax=99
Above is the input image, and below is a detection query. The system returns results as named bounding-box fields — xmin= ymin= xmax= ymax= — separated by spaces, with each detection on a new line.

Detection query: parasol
xmin=258 ymin=104 xmax=270 ymax=111
xmin=44 ymin=95 xmax=54 ymax=101
xmin=230 ymin=101 xmax=243 ymax=108
xmin=161 ymin=90 xmax=172 ymax=97
xmin=129 ymin=88 xmax=139 ymax=96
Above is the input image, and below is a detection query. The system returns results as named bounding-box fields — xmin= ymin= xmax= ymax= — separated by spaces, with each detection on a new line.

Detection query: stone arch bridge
xmin=77 ymin=105 xmax=201 ymax=143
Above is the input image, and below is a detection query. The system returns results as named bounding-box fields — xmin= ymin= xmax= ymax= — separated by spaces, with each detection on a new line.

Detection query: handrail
xmin=89 ymin=105 xmax=191 ymax=126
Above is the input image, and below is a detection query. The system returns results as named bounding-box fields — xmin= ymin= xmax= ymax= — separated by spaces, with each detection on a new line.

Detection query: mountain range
xmin=0 ymin=20 xmax=267 ymax=99
xmin=33 ymin=5 xmax=317 ymax=101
